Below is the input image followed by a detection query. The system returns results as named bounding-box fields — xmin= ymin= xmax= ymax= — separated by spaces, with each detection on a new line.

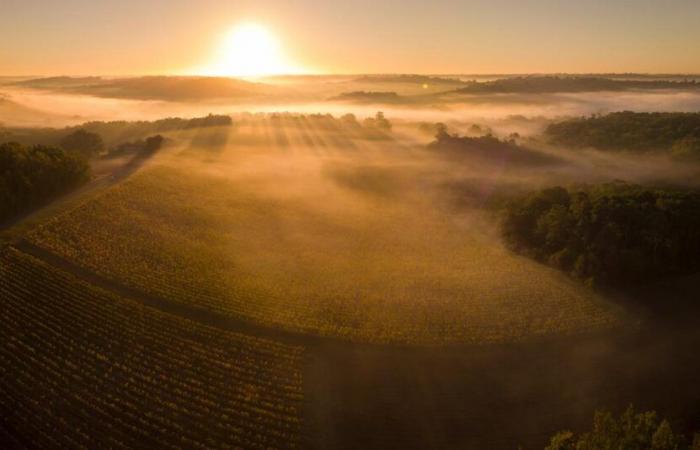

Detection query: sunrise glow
xmin=198 ymin=23 xmax=302 ymax=78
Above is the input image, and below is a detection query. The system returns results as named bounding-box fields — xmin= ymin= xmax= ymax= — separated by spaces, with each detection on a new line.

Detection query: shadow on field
xmin=187 ymin=125 xmax=231 ymax=152
xmin=304 ymin=277 xmax=700 ymax=449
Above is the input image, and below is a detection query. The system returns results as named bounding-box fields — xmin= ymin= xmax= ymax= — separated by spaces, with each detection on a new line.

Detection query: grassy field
xmin=0 ymin=247 xmax=304 ymax=449
xmin=26 ymin=123 xmax=621 ymax=344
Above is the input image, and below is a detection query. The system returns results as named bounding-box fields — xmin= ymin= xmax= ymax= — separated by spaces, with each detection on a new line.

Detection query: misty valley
xmin=2 ymin=72 xmax=700 ymax=450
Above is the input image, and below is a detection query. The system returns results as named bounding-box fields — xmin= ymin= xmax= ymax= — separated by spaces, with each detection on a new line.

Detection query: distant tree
xmin=363 ymin=112 xmax=392 ymax=131
xmin=59 ymin=129 xmax=104 ymax=159
xmin=340 ymin=113 xmax=360 ymax=128
xmin=144 ymin=134 xmax=165 ymax=152
xmin=469 ymin=124 xmax=483 ymax=134
xmin=434 ymin=122 xmax=449 ymax=140
xmin=106 ymin=134 xmax=165 ymax=158
xmin=545 ymin=406 xmax=694 ymax=450
xmin=545 ymin=112 xmax=700 ymax=157
xmin=428 ymin=129 xmax=559 ymax=167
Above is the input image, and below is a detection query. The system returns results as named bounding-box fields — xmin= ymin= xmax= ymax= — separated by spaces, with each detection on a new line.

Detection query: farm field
xmin=27 ymin=123 xmax=621 ymax=344
xmin=5 ymin=2 xmax=700 ymax=447
xmin=0 ymin=246 xmax=304 ymax=449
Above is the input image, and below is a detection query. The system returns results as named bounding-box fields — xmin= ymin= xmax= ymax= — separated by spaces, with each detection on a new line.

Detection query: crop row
xmin=27 ymin=164 xmax=620 ymax=345
xmin=0 ymin=247 xmax=304 ymax=449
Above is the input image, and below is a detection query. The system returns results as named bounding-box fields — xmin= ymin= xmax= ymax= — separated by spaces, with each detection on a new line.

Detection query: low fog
xmin=3 ymin=76 xmax=700 ymax=448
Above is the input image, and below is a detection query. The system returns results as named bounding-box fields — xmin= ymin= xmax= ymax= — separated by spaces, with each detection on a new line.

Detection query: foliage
xmin=0 ymin=247 xmax=303 ymax=448
xmin=0 ymin=114 xmax=233 ymax=149
xmin=352 ymin=74 xmax=466 ymax=86
xmin=545 ymin=406 xmax=693 ymax=450
xmin=0 ymin=142 xmax=89 ymax=222
xmin=427 ymin=129 xmax=560 ymax=166
xmin=106 ymin=134 xmax=165 ymax=158
xmin=455 ymin=76 xmax=699 ymax=94
xmin=362 ymin=111 xmax=393 ymax=131
xmin=333 ymin=91 xmax=401 ymax=103
xmin=59 ymin=128 xmax=104 ymax=159
xmin=501 ymin=183 xmax=700 ymax=286
xmin=545 ymin=112 xmax=700 ymax=157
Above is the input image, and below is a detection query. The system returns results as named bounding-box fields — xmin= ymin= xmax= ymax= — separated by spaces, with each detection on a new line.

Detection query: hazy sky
xmin=1 ymin=0 xmax=699 ymax=76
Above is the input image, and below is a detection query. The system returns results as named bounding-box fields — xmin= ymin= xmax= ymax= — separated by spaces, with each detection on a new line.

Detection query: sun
xmin=202 ymin=23 xmax=301 ymax=78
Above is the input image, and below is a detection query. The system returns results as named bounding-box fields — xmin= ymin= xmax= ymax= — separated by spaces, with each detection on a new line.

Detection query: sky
xmin=1 ymin=0 xmax=700 ymax=76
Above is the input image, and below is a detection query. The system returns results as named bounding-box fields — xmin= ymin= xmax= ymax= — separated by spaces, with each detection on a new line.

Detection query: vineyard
xmin=27 ymin=142 xmax=622 ymax=344
xmin=0 ymin=247 xmax=304 ymax=449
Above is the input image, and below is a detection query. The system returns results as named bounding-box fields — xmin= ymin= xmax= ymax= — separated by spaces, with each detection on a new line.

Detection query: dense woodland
xmin=501 ymin=183 xmax=700 ymax=287
xmin=545 ymin=112 xmax=700 ymax=157
xmin=0 ymin=142 xmax=89 ymax=223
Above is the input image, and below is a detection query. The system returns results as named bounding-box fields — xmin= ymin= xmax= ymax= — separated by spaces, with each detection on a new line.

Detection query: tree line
xmin=545 ymin=112 xmax=700 ymax=158
xmin=546 ymin=405 xmax=699 ymax=450
xmin=428 ymin=126 xmax=559 ymax=166
xmin=501 ymin=182 xmax=700 ymax=287
xmin=454 ymin=76 xmax=700 ymax=95
xmin=0 ymin=142 xmax=89 ymax=223
xmin=0 ymin=114 xmax=232 ymax=150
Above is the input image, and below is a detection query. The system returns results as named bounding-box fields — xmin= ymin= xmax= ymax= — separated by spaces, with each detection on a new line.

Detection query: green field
xmin=27 ymin=126 xmax=620 ymax=344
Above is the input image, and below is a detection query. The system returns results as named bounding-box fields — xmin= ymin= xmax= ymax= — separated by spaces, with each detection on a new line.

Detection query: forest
xmin=454 ymin=76 xmax=700 ymax=94
xmin=0 ymin=142 xmax=89 ymax=223
xmin=545 ymin=112 xmax=700 ymax=157
xmin=501 ymin=183 xmax=700 ymax=287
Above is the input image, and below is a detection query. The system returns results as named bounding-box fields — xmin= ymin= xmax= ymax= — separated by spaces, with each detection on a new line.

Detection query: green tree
xmin=59 ymin=129 xmax=104 ymax=159
xmin=545 ymin=406 xmax=688 ymax=450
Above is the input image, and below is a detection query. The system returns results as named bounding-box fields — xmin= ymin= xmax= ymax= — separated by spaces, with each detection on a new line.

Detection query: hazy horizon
xmin=2 ymin=0 xmax=700 ymax=77
xmin=3 ymin=3 xmax=700 ymax=449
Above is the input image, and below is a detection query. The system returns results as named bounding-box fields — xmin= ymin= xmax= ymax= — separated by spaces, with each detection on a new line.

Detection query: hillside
xmin=14 ymin=76 xmax=271 ymax=101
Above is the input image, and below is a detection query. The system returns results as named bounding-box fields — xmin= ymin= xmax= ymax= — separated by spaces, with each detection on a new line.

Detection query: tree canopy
xmin=454 ymin=76 xmax=699 ymax=95
xmin=546 ymin=406 xmax=698 ymax=450
xmin=428 ymin=129 xmax=560 ymax=166
xmin=59 ymin=129 xmax=104 ymax=159
xmin=545 ymin=112 xmax=700 ymax=157
xmin=501 ymin=183 xmax=700 ymax=287
xmin=0 ymin=142 xmax=89 ymax=222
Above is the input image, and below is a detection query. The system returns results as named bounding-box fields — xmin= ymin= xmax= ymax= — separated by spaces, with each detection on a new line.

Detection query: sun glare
xmin=202 ymin=23 xmax=300 ymax=78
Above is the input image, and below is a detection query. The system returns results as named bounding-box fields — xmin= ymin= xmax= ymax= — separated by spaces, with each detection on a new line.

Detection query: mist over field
xmin=5 ymin=0 xmax=700 ymax=447
xmin=4 ymin=75 xmax=700 ymax=128
xmin=3 ymin=21 xmax=700 ymax=449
